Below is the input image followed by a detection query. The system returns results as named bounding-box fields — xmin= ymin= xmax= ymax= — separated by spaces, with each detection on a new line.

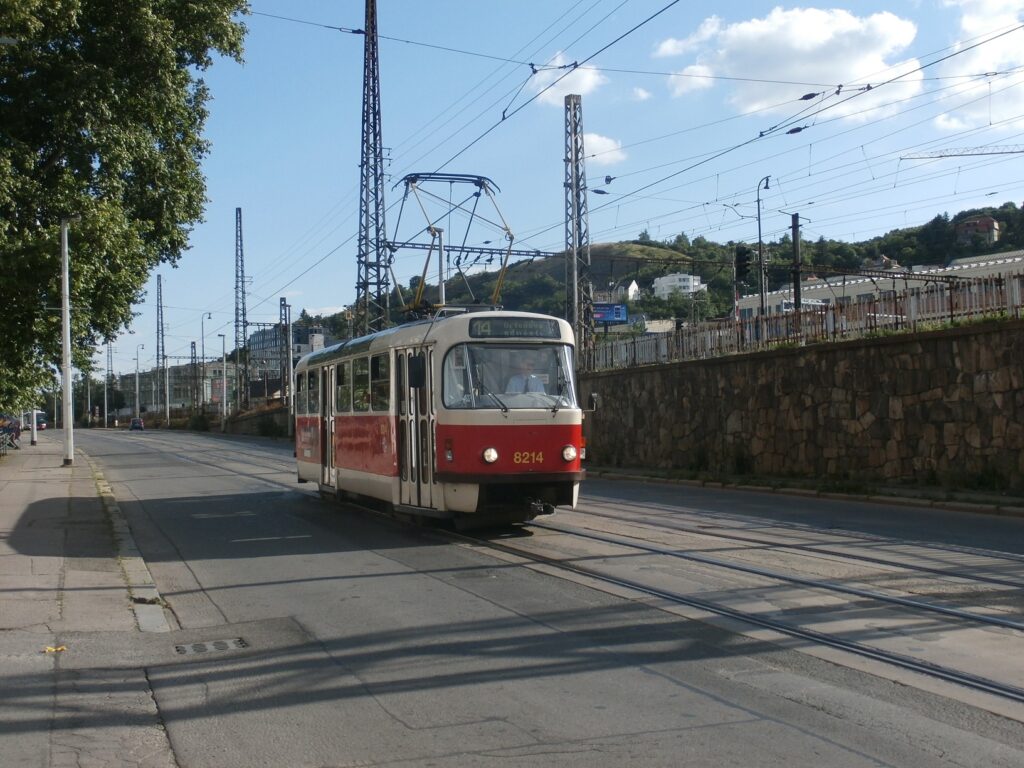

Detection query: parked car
xmin=129 ymin=417 xmax=145 ymax=431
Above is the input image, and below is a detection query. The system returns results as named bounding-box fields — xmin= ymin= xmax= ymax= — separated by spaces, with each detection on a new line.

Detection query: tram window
xmin=296 ymin=373 xmax=306 ymax=414
xmin=308 ymin=369 xmax=320 ymax=414
xmin=397 ymin=355 xmax=406 ymax=416
xmin=370 ymin=354 xmax=390 ymax=411
xmin=336 ymin=361 xmax=351 ymax=413
xmin=353 ymin=357 xmax=370 ymax=412
xmin=417 ymin=352 xmax=429 ymax=415
xmin=408 ymin=354 xmax=425 ymax=388
xmin=442 ymin=343 xmax=578 ymax=410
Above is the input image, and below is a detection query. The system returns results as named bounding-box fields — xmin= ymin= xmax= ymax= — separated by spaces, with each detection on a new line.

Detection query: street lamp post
xmin=756 ymin=175 xmax=770 ymax=321
xmin=218 ymin=333 xmax=226 ymax=432
xmin=60 ymin=216 xmax=79 ymax=466
xmin=134 ymin=344 xmax=145 ymax=418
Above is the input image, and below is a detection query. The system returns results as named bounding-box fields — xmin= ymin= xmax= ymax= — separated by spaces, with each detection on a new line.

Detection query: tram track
xmin=582 ymin=496 xmax=1024 ymax=565
xmin=577 ymin=501 xmax=1024 ymax=591
xmin=453 ymin=519 xmax=1024 ymax=708
xmin=530 ymin=520 xmax=1024 ymax=631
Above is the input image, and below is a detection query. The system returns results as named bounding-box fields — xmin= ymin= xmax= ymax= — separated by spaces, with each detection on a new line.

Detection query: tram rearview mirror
xmin=408 ymin=354 xmax=426 ymax=389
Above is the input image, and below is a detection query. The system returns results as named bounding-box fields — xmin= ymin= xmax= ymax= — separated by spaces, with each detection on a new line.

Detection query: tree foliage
xmin=0 ymin=1 xmax=246 ymax=409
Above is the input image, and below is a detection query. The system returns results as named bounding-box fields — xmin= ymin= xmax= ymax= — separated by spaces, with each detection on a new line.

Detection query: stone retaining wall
xmin=578 ymin=319 xmax=1024 ymax=491
xmin=226 ymin=406 xmax=289 ymax=437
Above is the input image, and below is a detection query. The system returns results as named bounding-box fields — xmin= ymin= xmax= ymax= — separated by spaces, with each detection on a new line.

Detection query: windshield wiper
xmin=550 ymin=381 xmax=566 ymax=413
xmin=488 ymin=391 xmax=509 ymax=413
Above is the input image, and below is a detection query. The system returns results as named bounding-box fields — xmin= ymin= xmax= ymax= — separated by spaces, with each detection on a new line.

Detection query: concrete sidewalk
xmin=0 ymin=434 xmax=175 ymax=767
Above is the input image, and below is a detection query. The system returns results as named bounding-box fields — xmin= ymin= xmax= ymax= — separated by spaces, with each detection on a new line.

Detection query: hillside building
xmin=653 ymin=273 xmax=706 ymax=299
xmin=955 ymin=215 xmax=1001 ymax=245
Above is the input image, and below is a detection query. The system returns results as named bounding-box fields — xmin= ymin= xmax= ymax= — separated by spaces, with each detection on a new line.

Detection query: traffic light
xmin=735 ymin=245 xmax=753 ymax=282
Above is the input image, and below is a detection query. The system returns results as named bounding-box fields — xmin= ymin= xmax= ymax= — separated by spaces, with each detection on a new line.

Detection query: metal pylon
xmin=234 ymin=207 xmax=249 ymax=409
xmin=354 ymin=0 xmax=391 ymax=335
xmin=564 ymin=94 xmax=594 ymax=352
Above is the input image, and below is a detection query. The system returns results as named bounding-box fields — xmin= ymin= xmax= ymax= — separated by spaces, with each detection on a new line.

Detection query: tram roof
xmin=294 ymin=308 xmax=573 ymax=371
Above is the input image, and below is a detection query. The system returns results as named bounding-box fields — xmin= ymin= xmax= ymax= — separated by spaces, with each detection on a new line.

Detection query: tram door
xmin=320 ymin=365 xmax=335 ymax=487
xmin=397 ymin=347 xmax=434 ymax=510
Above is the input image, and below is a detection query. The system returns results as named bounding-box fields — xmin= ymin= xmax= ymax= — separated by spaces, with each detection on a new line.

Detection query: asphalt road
xmin=73 ymin=428 xmax=1024 ymax=768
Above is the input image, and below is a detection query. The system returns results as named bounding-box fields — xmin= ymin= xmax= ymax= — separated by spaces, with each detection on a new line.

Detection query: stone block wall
xmin=579 ymin=319 xmax=1024 ymax=490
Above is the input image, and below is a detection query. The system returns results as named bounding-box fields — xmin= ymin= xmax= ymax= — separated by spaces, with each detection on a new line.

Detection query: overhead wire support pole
xmin=756 ymin=175 xmax=770 ymax=322
xmin=156 ymin=275 xmax=165 ymax=421
xmin=355 ymin=0 xmax=391 ymax=334
xmin=564 ymin=94 xmax=593 ymax=354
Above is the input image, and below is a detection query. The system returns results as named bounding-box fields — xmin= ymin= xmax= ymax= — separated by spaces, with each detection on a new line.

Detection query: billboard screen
xmin=594 ymin=303 xmax=629 ymax=324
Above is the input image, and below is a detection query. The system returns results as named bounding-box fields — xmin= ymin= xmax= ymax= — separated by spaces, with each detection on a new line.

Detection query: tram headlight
xmin=482 ymin=447 xmax=499 ymax=464
xmin=561 ymin=445 xmax=578 ymax=462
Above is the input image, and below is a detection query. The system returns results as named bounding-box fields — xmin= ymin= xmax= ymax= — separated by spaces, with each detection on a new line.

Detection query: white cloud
xmin=584 ymin=133 xmax=626 ymax=166
xmin=935 ymin=0 xmax=1024 ymax=130
xmin=653 ymin=16 xmax=721 ymax=57
xmin=531 ymin=51 xmax=608 ymax=105
xmin=632 ymin=87 xmax=652 ymax=101
xmin=657 ymin=8 xmax=924 ymax=119
xmin=668 ymin=64 xmax=715 ymax=97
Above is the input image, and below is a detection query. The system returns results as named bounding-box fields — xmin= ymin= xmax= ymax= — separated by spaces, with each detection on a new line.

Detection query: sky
xmin=99 ymin=0 xmax=1024 ymax=376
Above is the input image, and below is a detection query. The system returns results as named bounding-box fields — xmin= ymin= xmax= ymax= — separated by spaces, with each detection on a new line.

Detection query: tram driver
xmin=505 ymin=354 xmax=546 ymax=393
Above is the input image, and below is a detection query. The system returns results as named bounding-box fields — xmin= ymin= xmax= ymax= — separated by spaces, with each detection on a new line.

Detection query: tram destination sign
xmin=469 ymin=317 xmax=561 ymax=339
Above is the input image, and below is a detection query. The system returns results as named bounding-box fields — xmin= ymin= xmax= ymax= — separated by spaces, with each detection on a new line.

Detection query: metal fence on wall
xmin=580 ymin=271 xmax=1024 ymax=372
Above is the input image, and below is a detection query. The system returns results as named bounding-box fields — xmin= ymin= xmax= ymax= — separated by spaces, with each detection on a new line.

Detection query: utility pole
xmin=60 ymin=216 xmax=78 ymax=466
xmin=791 ymin=212 xmax=803 ymax=343
xmin=756 ymin=175 xmax=770 ymax=321
xmin=286 ymin=303 xmax=294 ymax=438
xmin=564 ymin=93 xmax=594 ymax=355
xmin=354 ymin=0 xmax=390 ymax=334
xmin=190 ymin=342 xmax=198 ymax=412
xmin=791 ymin=213 xmax=802 ymax=311
xmin=157 ymin=274 xmax=165 ymax=420
xmin=105 ymin=342 xmax=113 ymax=428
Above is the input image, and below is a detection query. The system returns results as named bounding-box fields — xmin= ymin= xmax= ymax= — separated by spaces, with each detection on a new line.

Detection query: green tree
xmin=0 ymin=1 xmax=247 ymax=410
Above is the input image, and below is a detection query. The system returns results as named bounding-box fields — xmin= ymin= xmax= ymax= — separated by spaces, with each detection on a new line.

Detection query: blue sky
xmin=101 ymin=0 xmax=1024 ymax=375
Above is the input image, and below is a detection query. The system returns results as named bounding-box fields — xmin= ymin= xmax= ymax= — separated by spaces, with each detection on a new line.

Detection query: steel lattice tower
xmin=234 ymin=207 xmax=249 ymax=409
xmin=156 ymin=274 xmax=165 ymax=414
xmin=355 ymin=0 xmax=390 ymax=335
xmin=564 ymin=94 xmax=594 ymax=353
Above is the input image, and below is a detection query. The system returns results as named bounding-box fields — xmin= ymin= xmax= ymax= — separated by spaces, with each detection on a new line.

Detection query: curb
xmin=85 ymin=454 xmax=171 ymax=633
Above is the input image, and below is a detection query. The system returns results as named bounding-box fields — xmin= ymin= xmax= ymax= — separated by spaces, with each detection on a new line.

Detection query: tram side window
xmin=353 ymin=357 xmax=370 ymax=412
xmin=370 ymin=353 xmax=390 ymax=411
xmin=308 ymin=369 xmax=320 ymax=414
xmin=335 ymin=361 xmax=351 ymax=413
xmin=296 ymin=373 xmax=307 ymax=415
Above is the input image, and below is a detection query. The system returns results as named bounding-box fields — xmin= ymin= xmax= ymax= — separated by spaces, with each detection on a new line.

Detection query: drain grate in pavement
xmin=174 ymin=638 xmax=248 ymax=656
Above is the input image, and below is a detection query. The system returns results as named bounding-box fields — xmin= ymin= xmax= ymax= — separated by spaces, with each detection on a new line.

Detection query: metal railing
xmin=580 ymin=271 xmax=1024 ymax=372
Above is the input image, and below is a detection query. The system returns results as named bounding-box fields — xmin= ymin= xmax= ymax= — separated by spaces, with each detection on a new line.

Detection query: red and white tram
xmin=294 ymin=309 xmax=590 ymax=526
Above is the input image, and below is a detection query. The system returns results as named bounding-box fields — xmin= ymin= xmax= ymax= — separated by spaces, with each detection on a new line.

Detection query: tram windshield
xmin=442 ymin=343 xmax=578 ymax=410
